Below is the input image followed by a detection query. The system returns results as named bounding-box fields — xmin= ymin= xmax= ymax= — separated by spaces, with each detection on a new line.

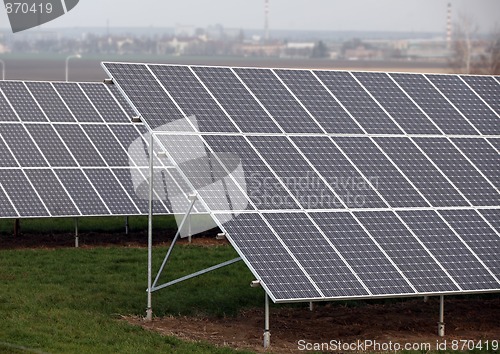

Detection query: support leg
xmin=264 ymin=293 xmax=271 ymax=348
xmin=74 ymin=218 xmax=79 ymax=248
xmin=438 ymin=295 xmax=445 ymax=337
xmin=125 ymin=216 xmax=129 ymax=235
xmin=146 ymin=133 xmax=154 ymax=322
xmin=309 ymin=301 xmax=314 ymax=311
xmin=14 ymin=218 xmax=20 ymax=237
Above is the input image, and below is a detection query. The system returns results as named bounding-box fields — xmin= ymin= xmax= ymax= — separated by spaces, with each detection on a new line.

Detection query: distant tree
xmin=449 ymin=15 xmax=476 ymax=74
xmin=311 ymin=40 xmax=329 ymax=58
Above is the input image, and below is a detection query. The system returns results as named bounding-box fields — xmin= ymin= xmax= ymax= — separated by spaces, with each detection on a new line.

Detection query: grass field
xmin=0 ymin=241 xmax=260 ymax=353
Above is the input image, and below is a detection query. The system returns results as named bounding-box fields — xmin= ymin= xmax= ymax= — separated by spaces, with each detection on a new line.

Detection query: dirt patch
xmin=126 ymin=297 xmax=499 ymax=353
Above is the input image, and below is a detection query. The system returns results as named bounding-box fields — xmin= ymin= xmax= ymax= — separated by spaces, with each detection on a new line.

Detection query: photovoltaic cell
xmin=0 ymin=124 xmax=48 ymax=167
xmin=310 ymin=212 xmax=415 ymax=295
xmin=292 ymin=136 xmax=386 ymax=208
xmin=56 ymin=169 xmax=110 ymax=215
xmin=84 ymin=169 xmax=139 ymax=215
xmin=451 ymin=138 xmax=500 ymax=189
xmin=274 ymin=69 xmax=363 ymax=134
xmin=479 ymin=209 xmax=500 ymax=231
xmin=53 ymin=83 xmax=103 ymax=123
xmin=25 ymin=82 xmax=75 ymax=122
xmin=427 ymin=74 xmax=499 ymax=135
xmin=460 ymin=75 xmax=500 ymax=116
xmin=439 ymin=209 xmax=500 ymax=278
xmin=0 ymin=82 xmax=47 ymax=122
xmin=263 ymin=212 xmax=368 ymax=297
xmin=314 ymin=71 xmax=403 ymax=134
xmin=354 ymin=211 xmax=457 ymax=293
xmin=0 ymin=169 xmax=49 ymax=217
xmin=234 ymin=68 xmax=323 ymax=133
xmin=149 ymin=65 xmax=238 ymax=133
xmin=249 ymin=136 xmax=342 ymax=209
xmin=0 ymin=186 xmax=17 ymax=217
xmin=374 ymin=137 xmax=468 ymax=207
xmin=25 ymin=169 xmax=79 ymax=216
xmin=397 ymin=210 xmax=497 ymax=290
xmin=353 ymin=72 xmax=441 ymax=134
xmin=334 ymin=137 xmax=428 ymax=208
xmin=25 ymin=124 xmax=77 ymax=167
xmin=102 ymin=63 xmax=187 ymax=130
xmin=0 ymin=89 xmax=19 ymax=121
xmin=82 ymin=125 xmax=129 ymax=167
xmin=218 ymin=212 xmax=322 ymax=301
xmin=79 ymin=83 xmax=130 ymax=123
xmin=0 ymin=137 xmax=18 ymax=167
xmin=191 ymin=66 xmax=281 ymax=133
xmin=55 ymin=125 xmax=106 ymax=167
xmin=203 ymin=135 xmax=299 ymax=210
xmin=108 ymin=84 xmax=136 ymax=117
xmin=415 ymin=138 xmax=500 ymax=206
xmin=390 ymin=73 xmax=478 ymax=135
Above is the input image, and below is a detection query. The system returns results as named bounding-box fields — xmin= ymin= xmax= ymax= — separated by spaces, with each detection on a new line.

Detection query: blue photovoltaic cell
xmin=80 ymin=83 xmax=130 ymax=123
xmin=25 ymin=169 xmax=79 ymax=216
xmin=375 ymin=137 xmax=468 ymax=207
xmin=439 ymin=209 xmax=500 ymax=278
xmin=149 ymin=65 xmax=238 ymax=133
xmin=25 ymin=124 xmax=77 ymax=167
xmin=334 ymin=137 xmax=429 ymax=208
xmin=390 ymin=73 xmax=478 ymax=135
xmin=234 ymin=68 xmax=324 ymax=133
xmin=103 ymin=63 xmax=187 ymax=130
xmin=354 ymin=211 xmax=457 ymax=292
xmin=0 ymin=169 xmax=49 ymax=217
xmin=84 ymin=169 xmax=139 ymax=215
xmin=353 ymin=72 xmax=441 ymax=134
xmin=310 ymin=212 xmax=415 ymax=295
xmin=427 ymin=74 xmax=499 ymax=135
xmin=25 ymin=82 xmax=75 ymax=122
xmin=53 ymin=82 xmax=103 ymax=123
xmin=0 ymin=124 xmax=48 ymax=167
xmin=451 ymin=138 xmax=500 ymax=190
xmin=263 ymin=213 xmax=368 ymax=297
xmin=397 ymin=210 xmax=497 ymax=290
xmin=314 ymin=71 xmax=403 ymax=134
xmin=191 ymin=66 xmax=281 ymax=133
xmin=218 ymin=212 xmax=322 ymax=301
xmin=0 ymin=89 xmax=19 ymax=121
xmin=415 ymin=138 xmax=500 ymax=206
xmin=479 ymin=209 xmax=500 ymax=231
xmin=0 ymin=137 xmax=18 ymax=167
xmin=55 ymin=125 xmax=106 ymax=167
xmin=292 ymin=136 xmax=386 ymax=208
xmin=460 ymin=75 xmax=500 ymax=116
xmin=249 ymin=136 xmax=342 ymax=209
xmin=203 ymin=135 xmax=299 ymax=210
xmin=83 ymin=125 xmax=129 ymax=167
xmin=274 ymin=69 xmax=363 ymax=134
xmin=0 ymin=82 xmax=47 ymax=122
xmin=56 ymin=169 xmax=110 ymax=216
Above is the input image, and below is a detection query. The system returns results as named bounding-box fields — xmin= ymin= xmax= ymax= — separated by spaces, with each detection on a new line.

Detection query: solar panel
xmin=103 ymin=62 xmax=500 ymax=302
xmin=0 ymin=80 xmax=204 ymax=218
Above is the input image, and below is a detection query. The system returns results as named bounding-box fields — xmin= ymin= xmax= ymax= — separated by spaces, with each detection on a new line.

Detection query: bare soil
xmin=2 ymin=231 xmax=498 ymax=353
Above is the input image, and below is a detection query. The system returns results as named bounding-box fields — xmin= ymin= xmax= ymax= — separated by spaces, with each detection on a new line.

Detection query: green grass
xmin=0 ymin=243 xmax=260 ymax=353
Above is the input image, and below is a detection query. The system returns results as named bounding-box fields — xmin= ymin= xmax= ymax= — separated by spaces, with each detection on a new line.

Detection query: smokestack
xmin=446 ymin=2 xmax=452 ymax=49
xmin=264 ymin=0 xmax=269 ymax=41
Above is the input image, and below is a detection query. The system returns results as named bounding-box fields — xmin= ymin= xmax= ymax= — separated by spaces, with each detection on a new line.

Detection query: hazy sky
xmin=1 ymin=0 xmax=499 ymax=33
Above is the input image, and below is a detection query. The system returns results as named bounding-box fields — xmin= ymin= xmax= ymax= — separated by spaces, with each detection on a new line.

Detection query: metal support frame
xmin=438 ymin=295 xmax=445 ymax=336
xmin=74 ymin=217 xmax=79 ymax=248
xmin=309 ymin=301 xmax=314 ymax=311
xmin=264 ymin=293 xmax=271 ymax=349
xmin=13 ymin=218 xmax=20 ymax=237
xmin=125 ymin=216 xmax=129 ymax=235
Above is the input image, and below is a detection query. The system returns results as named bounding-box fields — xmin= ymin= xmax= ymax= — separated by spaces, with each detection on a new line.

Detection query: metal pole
xmin=264 ymin=292 xmax=270 ymax=348
xmin=13 ymin=218 xmax=20 ymax=237
xmin=125 ymin=216 xmax=129 ymax=235
xmin=65 ymin=54 xmax=81 ymax=82
xmin=309 ymin=301 xmax=314 ymax=311
xmin=146 ymin=133 xmax=154 ymax=321
xmin=188 ymin=213 xmax=192 ymax=243
xmin=438 ymin=295 xmax=445 ymax=337
xmin=74 ymin=217 xmax=79 ymax=248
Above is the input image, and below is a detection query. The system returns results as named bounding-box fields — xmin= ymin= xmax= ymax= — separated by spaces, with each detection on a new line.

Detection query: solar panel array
xmin=0 ymin=80 xmax=205 ymax=218
xmin=103 ymin=62 xmax=500 ymax=303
